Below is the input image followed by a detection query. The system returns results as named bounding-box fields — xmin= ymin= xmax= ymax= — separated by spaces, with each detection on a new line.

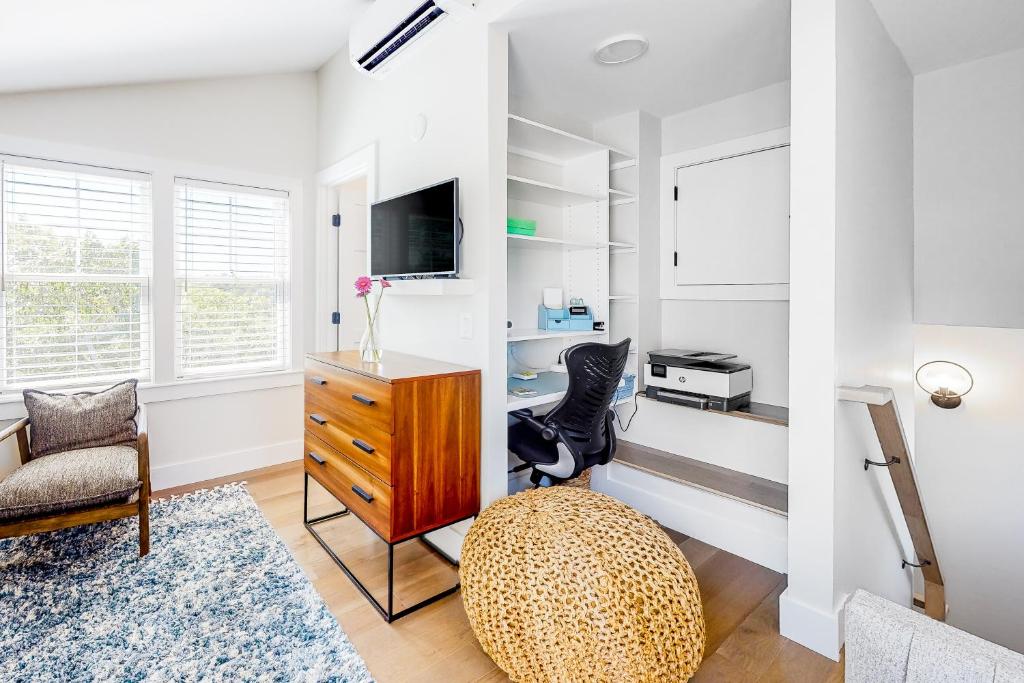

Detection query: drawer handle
xmin=309 ymin=413 xmax=327 ymax=426
xmin=307 ymin=451 xmax=326 ymax=465
xmin=351 ymin=485 xmax=374 ymax=504
xmin=310 ymin=376 xmax=327 ymax=386
xmin=352 ymin=439 xmax=375 ymax=455
xmin=351 ymin=393 xmax=375 ymax=406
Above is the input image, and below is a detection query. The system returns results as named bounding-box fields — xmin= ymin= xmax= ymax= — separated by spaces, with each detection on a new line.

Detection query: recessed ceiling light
xmin=595 ymin=34 xmax=649 ymax=65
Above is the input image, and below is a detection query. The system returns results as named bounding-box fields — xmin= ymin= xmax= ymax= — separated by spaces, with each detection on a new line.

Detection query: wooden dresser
xmin=303 ymin=350 xmax=481 ymax=545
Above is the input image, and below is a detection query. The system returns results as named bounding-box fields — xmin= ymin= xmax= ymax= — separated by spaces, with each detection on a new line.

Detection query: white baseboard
xmin=779 ymin=588 xmax=845 ymax=661
xmin=592 ymin=462 xmax=788 ymax=573
xmin=151 ymin=439 xmax=302 ymax=491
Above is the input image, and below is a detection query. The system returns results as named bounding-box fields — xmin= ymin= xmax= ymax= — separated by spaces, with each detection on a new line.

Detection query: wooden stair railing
xmin=837 ymin=385 xmax=945 ymax=621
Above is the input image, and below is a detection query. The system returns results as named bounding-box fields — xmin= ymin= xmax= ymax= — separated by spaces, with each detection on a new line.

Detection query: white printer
xmin=643 ymin=349 xmax=752 ymax=411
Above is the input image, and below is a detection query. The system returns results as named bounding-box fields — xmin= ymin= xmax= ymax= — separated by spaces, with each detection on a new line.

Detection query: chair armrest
xmin=0 ymin=418 xmax=29 ymax=444
xmin=0 ymin=418 xmax=31 ymax=465
xmin=136 ymin=404 xmax=151 ymax=497
xmin=510 ymin=409 xmax=557 ymax=441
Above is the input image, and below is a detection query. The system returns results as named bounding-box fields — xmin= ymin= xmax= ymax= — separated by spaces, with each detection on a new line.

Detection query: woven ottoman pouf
xmin=460 ymin=486 xmax=705 ymax=682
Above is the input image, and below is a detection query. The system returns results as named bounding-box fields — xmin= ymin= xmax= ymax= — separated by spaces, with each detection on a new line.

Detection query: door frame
xmin=314 ymin=143 xmax=379 ymax=351
xmin=660 ymin=127 xmax=790 ymax=301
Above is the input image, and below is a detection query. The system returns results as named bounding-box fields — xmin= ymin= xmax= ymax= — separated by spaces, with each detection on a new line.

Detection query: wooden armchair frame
xmin=0 ymin=404 xmax=151 ymax=556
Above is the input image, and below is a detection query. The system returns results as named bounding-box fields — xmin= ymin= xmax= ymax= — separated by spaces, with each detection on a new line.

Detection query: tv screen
xmin=370 ymin=178 xmax=458 ymax=278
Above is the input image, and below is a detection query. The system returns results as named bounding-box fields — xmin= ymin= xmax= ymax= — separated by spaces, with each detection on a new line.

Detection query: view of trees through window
xmin=0 ymin=162 xmax=291 ymax=390
xmin=1 ymin=164 xmax=151 ymax=389
xmin=174 ymin=182 xmax=289 ymax=377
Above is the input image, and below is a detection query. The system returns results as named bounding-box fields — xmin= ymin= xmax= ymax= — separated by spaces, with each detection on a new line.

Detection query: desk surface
xmin=507 ymin=371 xmax=569 ymax=410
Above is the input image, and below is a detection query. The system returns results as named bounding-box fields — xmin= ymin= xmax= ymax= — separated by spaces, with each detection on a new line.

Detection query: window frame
xmin=0 ymin=140 xmax=303 ymax=415
xmin=172 ymin=177 xmax=292 ymax=381
xmin=0 ymin=156 xmax=154 ymax=393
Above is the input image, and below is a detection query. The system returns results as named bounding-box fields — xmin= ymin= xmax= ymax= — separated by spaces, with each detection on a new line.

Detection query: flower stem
xmin=363 ymin=295 xmax=378 ymax=360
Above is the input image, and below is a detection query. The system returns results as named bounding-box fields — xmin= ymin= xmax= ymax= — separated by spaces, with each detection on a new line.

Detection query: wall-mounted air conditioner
xmin=349 ymin=0 xmax=476 ymax=79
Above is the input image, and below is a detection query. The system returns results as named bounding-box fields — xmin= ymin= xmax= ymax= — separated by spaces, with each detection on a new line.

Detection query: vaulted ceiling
xmin=0 ymin=0 xmax=369 ymax=93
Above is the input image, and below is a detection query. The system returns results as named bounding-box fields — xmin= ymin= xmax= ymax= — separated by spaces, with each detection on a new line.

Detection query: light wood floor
xmin=156 ymin=461 xmax=844 ymax=682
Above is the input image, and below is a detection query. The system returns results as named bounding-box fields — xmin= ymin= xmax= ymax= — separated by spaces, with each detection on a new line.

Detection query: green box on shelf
xmin=507 ymin=217 xmax=537 ymax=236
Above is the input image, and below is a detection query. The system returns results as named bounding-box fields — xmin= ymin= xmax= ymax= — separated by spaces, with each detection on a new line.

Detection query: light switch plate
xmin=459 ymin=313 xmax=473 ymax=339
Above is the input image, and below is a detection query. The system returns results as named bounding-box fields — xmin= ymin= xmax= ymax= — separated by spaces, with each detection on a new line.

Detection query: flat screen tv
xmin=370 ymin=178 xmax=459 ymax=279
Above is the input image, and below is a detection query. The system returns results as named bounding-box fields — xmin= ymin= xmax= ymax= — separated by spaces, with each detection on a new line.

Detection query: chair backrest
xmin=544 ymin=338 xmax=631 ymax=454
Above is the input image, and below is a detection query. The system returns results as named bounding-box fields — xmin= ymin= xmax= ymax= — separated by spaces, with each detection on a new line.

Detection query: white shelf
xmin=611 ymin=197 xmax=637 ymax=207
xmin=385 ymin=279 xmax=476 ymax=296
xmin=507 ymin=175 xmax=604 ymax=207
xmin=610 ymin=159 xmax=638 ymax=171
xmin=609 ymin=188 xmax=634 ymax=199
xmin=507 ymin=328 xmax=605 ymax=343
xmin=508 ymin=114 xmax=635 ymax=166
xmin=609 ymin=295 xmax=638 ymax=302
xmin=507 ymin=234 xmax=610 ymax=251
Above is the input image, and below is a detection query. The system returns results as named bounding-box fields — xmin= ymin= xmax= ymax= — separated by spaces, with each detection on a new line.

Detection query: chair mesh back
xmin=545 ymin=338 xmax=631 ymax=454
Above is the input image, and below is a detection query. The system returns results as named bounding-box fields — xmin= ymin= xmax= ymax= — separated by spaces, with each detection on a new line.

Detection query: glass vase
xmin=359 ymin=313 xmax=382 ymax=363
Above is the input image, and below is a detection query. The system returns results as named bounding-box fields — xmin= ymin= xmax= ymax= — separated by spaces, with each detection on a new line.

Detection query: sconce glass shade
xmin=915 ymin=360 xmax=973 ymax=409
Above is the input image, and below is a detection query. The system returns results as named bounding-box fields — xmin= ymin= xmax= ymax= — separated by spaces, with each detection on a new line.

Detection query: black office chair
xmin=508 ymin=338 xmax=631 ymax=486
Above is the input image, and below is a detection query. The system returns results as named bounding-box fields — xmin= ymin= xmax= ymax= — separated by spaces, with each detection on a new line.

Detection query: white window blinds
xmin=174 ymin=179 xmax=290 ymax=378
xmin=0 ymin=159 xmax=152 ymax=390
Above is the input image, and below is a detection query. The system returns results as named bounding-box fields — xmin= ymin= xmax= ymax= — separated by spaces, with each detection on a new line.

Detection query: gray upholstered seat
xmin=0 ymin=446 xmax=140 ymax=521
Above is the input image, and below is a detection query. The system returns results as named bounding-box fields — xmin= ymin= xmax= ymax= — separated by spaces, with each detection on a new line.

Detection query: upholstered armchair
xmin=0 ymin=380 xmax=151 ymax=556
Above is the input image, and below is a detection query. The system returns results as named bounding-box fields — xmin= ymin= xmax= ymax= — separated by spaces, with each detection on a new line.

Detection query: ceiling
xmin=0 ymin=0 xmax=370 ymax=94
xmin=499 ymin=0 xmax=791 ymax=122
xmin=869 ymin=0 xmax=1024 ymax=74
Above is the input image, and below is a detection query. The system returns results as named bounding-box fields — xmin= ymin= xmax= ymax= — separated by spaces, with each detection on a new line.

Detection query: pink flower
xmin=379 ymin=278 xmax=392 ymax=288
xmin=354 ymin=276 xmax=373 ymax=297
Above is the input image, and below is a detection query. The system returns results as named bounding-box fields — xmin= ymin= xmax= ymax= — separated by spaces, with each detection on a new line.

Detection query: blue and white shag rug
xmin=0 ymin=483 xmax=374 ymax=683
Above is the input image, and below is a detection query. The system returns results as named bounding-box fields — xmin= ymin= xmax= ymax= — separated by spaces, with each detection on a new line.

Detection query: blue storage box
xmin=614 ymin=373 xmax=636 ymax=403
xmin=539 ymin=304 xmax=593 ymax=331
xmin=538 ymin=305 xmax=568 ymax=330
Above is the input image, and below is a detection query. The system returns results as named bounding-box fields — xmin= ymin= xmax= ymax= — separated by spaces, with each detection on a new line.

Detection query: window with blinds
xmin=174 ymin=180 xmax=290 ymax=378
xmin=0 ymin=160 xmax=152 ymax=390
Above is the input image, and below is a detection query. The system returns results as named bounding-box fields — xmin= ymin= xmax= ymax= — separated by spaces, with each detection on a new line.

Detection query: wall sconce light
xmin=915 ymin=360 xmax=973 ymax=409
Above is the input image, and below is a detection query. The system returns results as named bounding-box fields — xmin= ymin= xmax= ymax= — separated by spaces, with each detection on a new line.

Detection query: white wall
xmin=659 ymin=82 xmax=791 ymax=406
xmin=0 ymin=73 xmax=318 ymax=488
xmin=915 ymin=47 xmax=1024 ymax=329
xmin=914 ymin=324 xmax=1024 ymax=653
xmin=661 ymin=81 xmax=790 ymax=156
xmin=912 ymin=45 xmax=1024 ymax=654
xmin=316 ymin=19 xmax=509 ymax=509
xmin=833 ymin=0 xmax=916 ymax=627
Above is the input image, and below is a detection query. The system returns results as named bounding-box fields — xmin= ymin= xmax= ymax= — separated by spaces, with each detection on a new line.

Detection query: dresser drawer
xmin=304 ymin=434 xmax=391 ymax=539
xmin=304 ymin=398 xmax=392 ymax=484
xmin=305 ymin=358 xmax=394 ymax=434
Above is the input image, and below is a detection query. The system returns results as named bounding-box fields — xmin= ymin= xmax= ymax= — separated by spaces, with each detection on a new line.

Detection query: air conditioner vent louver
xmin=349 ymin=0 xmax=473 ymax=79
xmin=358 ymin=2 xmax=446 ymax=72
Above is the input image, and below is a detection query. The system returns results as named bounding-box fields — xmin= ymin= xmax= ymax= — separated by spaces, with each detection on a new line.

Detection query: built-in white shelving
xmin=508 ymin=114 xmax=634 ymax=167
xmin=507 ymin=329 xmax=605 ymax=343
xmin=506 ymin=175 xmax=604 ymax=207
xmin=609 ymin=295 xmax=638 ymax=302
xmin=507 ymin=234 xmax=611 ymax=250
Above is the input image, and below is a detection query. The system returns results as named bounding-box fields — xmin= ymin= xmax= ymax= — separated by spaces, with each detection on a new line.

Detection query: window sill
xmin=0 ymin=370 xmax=304 ymax=421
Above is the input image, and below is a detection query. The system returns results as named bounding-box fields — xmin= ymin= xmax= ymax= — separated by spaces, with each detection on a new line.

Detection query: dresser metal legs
xmin=302 ymin=472 xmax=465 ymax=622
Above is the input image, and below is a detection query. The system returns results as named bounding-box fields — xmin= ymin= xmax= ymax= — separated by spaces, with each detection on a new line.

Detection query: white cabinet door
xmin=674 ymin=145 xmax=789 ymax=286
